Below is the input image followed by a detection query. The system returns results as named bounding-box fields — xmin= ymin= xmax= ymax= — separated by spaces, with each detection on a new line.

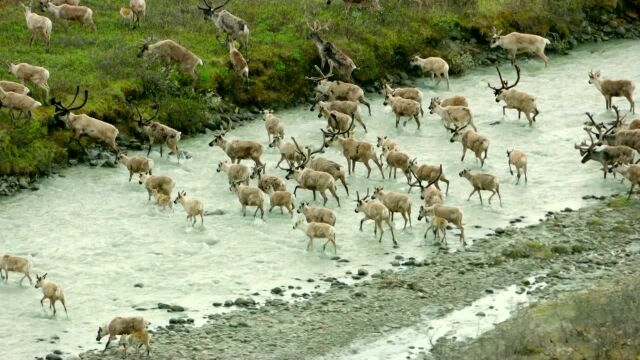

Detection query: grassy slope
xmin=0 ymin=0 xmax=633 ymax=174
xmin=448 ymin=277 xmax=640 ymax=359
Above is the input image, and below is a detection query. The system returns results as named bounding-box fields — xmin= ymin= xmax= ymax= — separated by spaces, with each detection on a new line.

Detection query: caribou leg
xmin=329 ymin=187 xmax=340 ymax=207
xmin=467 ymin=189 xmax=477 ymax=202
xmin=374 ymin=158 xmax=385 ymax=179
xmin=364 ymin=161 xmax=372 ymax=178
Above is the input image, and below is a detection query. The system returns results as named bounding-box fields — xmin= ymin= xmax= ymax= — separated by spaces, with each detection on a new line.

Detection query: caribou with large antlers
xmin=408 ymin=159 xmax=449 ymax=194
xmin=306 ymin=65 xmax=371 ymax=116
xmin=487 ymin=65 xmax=539 ymax=126
xmin=584 ymin=107 xmax=640 ymax=153
xmin=136 ymin=105 xmax=182 ymax=162
xmin=198 ymin=0 xmax=249 ymax=49
xmin=306 ymin=20 xmax=357 ymax=82
xmin=51 ymin=87 xmax=119 ymax=153
xmin=284 ymin=138 xmax=341 ymax=207
xmin=576 ymin=112 xmax=635 ymax=178
xmin=322 ymin=120 xmax=385 ymax=179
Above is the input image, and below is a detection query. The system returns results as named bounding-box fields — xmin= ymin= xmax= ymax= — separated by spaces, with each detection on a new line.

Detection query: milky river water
xmin=1 ymin=40 xmax=638 ymax=359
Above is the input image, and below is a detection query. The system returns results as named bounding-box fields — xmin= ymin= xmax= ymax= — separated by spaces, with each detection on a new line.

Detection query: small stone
xmin=485 ymin=289 xmax=494 ymax=294
xmin=234 ymin=297 xmax=256 ymax=307
xmin=357 ymin=268 xmax=368 ymax=276
xmin=157 ymin=303 xmax=171 ymax=310
xmin=169 ymin=305 xmax=185 ymax=312
xmin=134 ymin=283 xmax=144 ymax=288
xmin=495 ymin=228 xmax=505 ymax=235
xmin=223 ymin=300 xmax=234 ymax=307
xmin=391 ymin=260 xmax=400 ymax=266
xmin=475 ymin=312 xmax=486 ymax=317
xmin=53 ymin=349 xmax=63 ymax=354
xmin=563 ymin=207 xmax=573 ymax=212
xmin=270 ymin=287 xmax=284 ymax=295
xmin=212 ymin=302 xmax=222 ymax=307
xmin=18 ymin=177 xmax=29 ymax=189
xmin=45 ymin=354 xmax=62 ymax=360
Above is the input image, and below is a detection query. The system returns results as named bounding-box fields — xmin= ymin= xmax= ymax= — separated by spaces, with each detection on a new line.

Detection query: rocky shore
xmin=65 ymin=195 xmax=640 ymax=360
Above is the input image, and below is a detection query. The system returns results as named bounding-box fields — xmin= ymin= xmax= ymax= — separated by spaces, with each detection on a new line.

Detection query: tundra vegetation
xmin=0 ymin=0 xmax=627 ymax=176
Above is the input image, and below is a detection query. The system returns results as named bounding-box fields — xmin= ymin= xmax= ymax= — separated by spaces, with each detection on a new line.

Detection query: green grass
xmin=502 ymin=240 xmax=553 ymax=259
xmin=0 ymin=0 xmax=631 ymax=174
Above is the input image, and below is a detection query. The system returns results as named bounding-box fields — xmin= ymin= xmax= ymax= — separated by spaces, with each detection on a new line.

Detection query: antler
xmin=305 ymin=65 xmax=334 ymax=82
xmin=612 ymin=105 xmax=628 ymax=129
xmin=407 ymin=159 xmax=425 ymax=191
xmin=291 ymin=137 xmax=309 ymax=168
xmin=426 ymin=165 xmax=442 ymax=189
xmin=504 ymin=65 xmax=521 ymax=90
xmin=135 ymin=104 xmax=159 ymax=124
xmin=487 ymin=65 xmax=520 ymax=93
xmin=321 ymin=116 xmax=355 ymax=142
xmin=198 ymin=0 xmax=212 ymax=10
xmin=66 ymin=87 xmax=88 ymax=112
xmin=458 ymin=120 xmax=472 ymax=132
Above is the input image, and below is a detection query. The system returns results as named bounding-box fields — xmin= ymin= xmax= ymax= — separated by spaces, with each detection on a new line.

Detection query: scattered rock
xmin=45 ymin=354 xmax=62 ymax=360
xmin=495 ymin=228 xmax=505 ymax=235
xmin=234 ymin=297 xmax=256 ymax=307
xmin=134 ymin=283 xmax=144 ymax=288
xmin=357 ymin=268 xmax=368 ymax=276
xmin=271 ymin=287 xmax=284 ymax=295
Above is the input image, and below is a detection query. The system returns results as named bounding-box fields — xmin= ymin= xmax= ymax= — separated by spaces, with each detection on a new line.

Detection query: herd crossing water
xmin=0 ymin=40 xmax=638 ymax=359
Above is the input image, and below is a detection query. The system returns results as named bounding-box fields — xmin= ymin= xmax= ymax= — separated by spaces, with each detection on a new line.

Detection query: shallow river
xmin=1 ymin=40 xmax=639 ymax=359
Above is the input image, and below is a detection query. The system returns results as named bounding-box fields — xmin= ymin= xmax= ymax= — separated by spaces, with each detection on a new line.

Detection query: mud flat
xmin=76 ymin=196 xmax=640 ymax=360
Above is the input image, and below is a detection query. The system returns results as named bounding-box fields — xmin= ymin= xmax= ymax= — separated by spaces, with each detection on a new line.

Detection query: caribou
xmin=198 ymin=0 xmax=249 ymax=49
xmin=487 ymin=65 xmax=539 ymax=126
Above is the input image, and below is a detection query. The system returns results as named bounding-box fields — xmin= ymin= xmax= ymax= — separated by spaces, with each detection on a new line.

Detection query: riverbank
xmin=431 ymin=275 xmax=640 ymax=359
xmin=1 ymin=0 xmax=639 ymax=179
xmin=70 ymin=195 xmax=640 ymax=360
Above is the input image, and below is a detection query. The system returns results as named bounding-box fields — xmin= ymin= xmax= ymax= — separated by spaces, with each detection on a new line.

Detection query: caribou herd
xmin=1 ymin=0 xmax=638 ymax=356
